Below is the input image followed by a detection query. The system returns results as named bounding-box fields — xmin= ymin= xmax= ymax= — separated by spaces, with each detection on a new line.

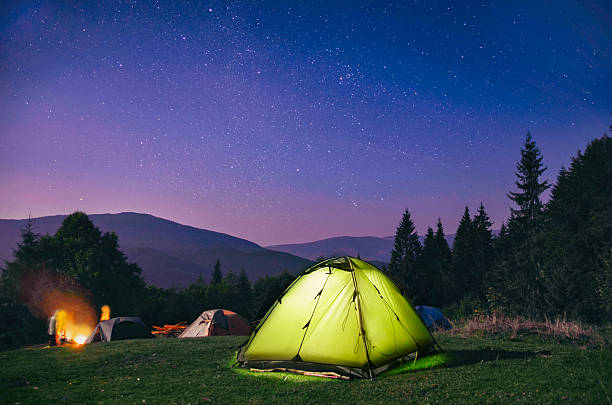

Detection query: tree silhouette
xmin=508 ymin=132 xmax=550 ymax=232
xmin=388 ymin=209 xmax=421 ymax=299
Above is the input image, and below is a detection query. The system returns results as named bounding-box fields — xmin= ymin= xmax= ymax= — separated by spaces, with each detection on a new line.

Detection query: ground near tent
xmin=1 ymin=333 xmax=608 ymax=404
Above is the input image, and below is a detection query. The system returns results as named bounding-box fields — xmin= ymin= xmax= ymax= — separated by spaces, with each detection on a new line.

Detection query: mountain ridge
xmin=266 ymin=233 xmax=458 ymax=263
xmin=0 ymin=212 xmax=311 ymax=288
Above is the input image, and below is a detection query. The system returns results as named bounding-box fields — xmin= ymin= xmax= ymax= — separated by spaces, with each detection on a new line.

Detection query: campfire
xmin=50 ymin=304 xmax=110 ymax=347
xmin=51 ymin=308 xmax=93 ymax=346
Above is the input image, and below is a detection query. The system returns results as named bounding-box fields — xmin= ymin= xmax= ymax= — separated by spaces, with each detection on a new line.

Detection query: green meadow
xmin=1 ymin=333 xmax=609 ymax=405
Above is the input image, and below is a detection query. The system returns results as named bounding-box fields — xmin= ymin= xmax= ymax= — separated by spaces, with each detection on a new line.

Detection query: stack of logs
xmin=152 ymin=322 xmax=187 ymax=337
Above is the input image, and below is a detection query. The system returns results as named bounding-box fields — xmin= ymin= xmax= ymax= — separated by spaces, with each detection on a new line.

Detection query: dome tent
xmin=416 ymin=306 xmax=452 ymax=330
xmin=237 ymin=257 xmax=438 ymax=379
xmin=85 ymin=317 xmax=152 ymax=343
xmin=179 ymin=309 xmax=252 ymax=338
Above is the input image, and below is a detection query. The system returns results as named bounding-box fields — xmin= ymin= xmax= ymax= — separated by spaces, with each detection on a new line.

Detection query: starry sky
xmin=0 ymin=1 xmax=610 ymax=245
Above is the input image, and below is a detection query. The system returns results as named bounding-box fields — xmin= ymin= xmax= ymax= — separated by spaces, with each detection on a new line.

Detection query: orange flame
xmin=100 ymin=305 xmax=111 ymax=321
xmin=54 ymin=307 xmax=95 ymax=346
xmin=43 ymin=291 xmax=96 ymax=346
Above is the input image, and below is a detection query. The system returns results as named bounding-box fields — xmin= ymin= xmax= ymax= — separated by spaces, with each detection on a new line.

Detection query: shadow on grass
xmin=445 ymin=349 xmax=542 ymax=368
xmin=383 ymin=349 xmax=545 ymax=377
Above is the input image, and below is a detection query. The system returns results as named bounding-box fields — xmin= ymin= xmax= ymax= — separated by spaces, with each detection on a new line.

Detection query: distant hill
xmin=267 ymin=236 xmax=396 ymax=263
xmin=267 ymin=233 xmax=457 ymax=264
xmin=0 ymin=213 xmax=312 ymax=288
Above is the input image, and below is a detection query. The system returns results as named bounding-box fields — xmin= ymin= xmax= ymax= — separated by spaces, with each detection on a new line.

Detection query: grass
xmin=447 ymin=313 xmax=605 ymax=343
xmin=0 ymin=333 xmax=610 ymax=404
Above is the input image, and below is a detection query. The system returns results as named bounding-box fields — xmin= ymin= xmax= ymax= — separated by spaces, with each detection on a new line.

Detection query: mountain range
xmin=0 ymin=213 xmax=312 ymax=288
xmin=0 ymin=212 xmax=462 ymax=288
xmin=267 ymin=233 xmax=457 ymax=263
xmin=267 ymin=236 xmax=396 ymax=264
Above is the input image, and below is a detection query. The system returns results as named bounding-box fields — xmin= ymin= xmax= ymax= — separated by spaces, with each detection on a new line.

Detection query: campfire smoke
xmin=19 ymin=267 xmax=97 ymax=346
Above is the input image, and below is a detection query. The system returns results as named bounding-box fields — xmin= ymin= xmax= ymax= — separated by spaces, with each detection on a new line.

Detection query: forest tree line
xmin=0 ymin=132 xmax=610 ymax=349
xmin=0 ymin=212 xmax=299 ymax=349
xmin=387 ymin=133 xmax=611 ymax=324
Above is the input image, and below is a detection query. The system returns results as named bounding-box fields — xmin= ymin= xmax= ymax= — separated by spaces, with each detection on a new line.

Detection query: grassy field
xmin=0 ymin=333 xmax=610 ymax=404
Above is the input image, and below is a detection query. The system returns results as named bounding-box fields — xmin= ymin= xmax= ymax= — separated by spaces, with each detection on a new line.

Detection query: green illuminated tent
xmin=237 ymin=256 xmax=438 ymax=379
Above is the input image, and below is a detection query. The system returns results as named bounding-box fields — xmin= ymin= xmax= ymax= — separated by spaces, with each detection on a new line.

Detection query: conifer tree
xmin=220 ymin=271 xmax=239 ymax=309
xmin=492 ymin=133 xmax=550 ymax=316
xmin=0 ymin=220 xmax=40 ymax=299
xmin=434 ymin=218 xmax=453 ymax=304
xmin=472 ymin=203 xmax=494 ymax=287
xmin=184 ymin=274 xmax=208 ymax=318
xmin=416 ymin=219 xmax=453 ymax=306
xmin=418 ymin=227 xmax=437 ymax=303
xmin=388 ymin=209 xmax=421 ymax=299
xmin=418 ymin=223 xmax=450 ymax=305
xmin=508 ymin=132 xmax=550 ymax=231
xmin=539 ymin=135 xmax=612 ymax=321
xmin=212 ymin=259 xmax=222 ymax=285
xmin=450 ymin=206 xmax=477 ymax=301
xmin=13 ymin=219 xmax=40 ymax=267
xmin=236 ymin=269 xmax=253 ymax=319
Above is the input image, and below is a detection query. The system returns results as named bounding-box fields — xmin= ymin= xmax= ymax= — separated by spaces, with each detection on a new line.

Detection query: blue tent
xmin=416 ymin=306 xmax=452 ymax=330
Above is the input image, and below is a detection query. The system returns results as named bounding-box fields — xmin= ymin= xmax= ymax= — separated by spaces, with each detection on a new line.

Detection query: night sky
xmin=1 ymin=1 xmax=610 ymax=245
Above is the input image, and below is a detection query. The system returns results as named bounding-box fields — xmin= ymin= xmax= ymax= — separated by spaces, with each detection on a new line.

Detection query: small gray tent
xmin=85 ymin=317 xmax=152 ymax=343
xmin=179 ymin=309 xmax=252 ymax=338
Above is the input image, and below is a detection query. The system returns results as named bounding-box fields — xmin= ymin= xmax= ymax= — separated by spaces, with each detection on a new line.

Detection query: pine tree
xmin=236 ymin=269 xmax=253 ymax=319
xmin=417 ymin=219 xmax=453 ymax=306
xmin=1 ymin=220 xmax=40 ymax=300
xmin=434 ymin=218 xmax=452 ymax=304
xmin=184 ymin=274 xmax=208 ymax=319
xmin=418 ymin=227 xmax=436 ymax=303
xmin=388 ymin=209 xmax=422 ymax=299
xmin=450 ymin=206 xmax=477 ymax=301
xmin=472 ymin=203 xmax=494 ymax=289
xmin=13 ymin=219 xmax=40 ymax=266
xmin=212 ymin=259 xmax=222 ymax=285
xmin=492 ymin=133 xmax=550 ymax=317
xmin=507 ymin=132 xmax=550 ymax=232
xmin=418 ymin=225 xmax=448 ymax=305
xmin=539 ymin=135 xmax=612 ymax=321
xmin=220 ymin=271 xmax=238 ymax=309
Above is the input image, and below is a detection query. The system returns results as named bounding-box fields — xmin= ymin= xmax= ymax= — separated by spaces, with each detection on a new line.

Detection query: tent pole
xmin=348 ymin=257 xmax=374 ymax=379
xmin=295 ymin=270 xmax=333 ymax=359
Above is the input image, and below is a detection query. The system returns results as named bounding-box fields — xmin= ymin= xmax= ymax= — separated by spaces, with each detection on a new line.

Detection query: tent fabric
xmin=179 ymin=309 xmax=252 ymax=338
xmin=237 ymin=257 xmax=436 ymax=378
xmin=416 ymin=306 xmax=452 ymax=330
xmin=85 ymin=317 xmax=152 ymax=343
